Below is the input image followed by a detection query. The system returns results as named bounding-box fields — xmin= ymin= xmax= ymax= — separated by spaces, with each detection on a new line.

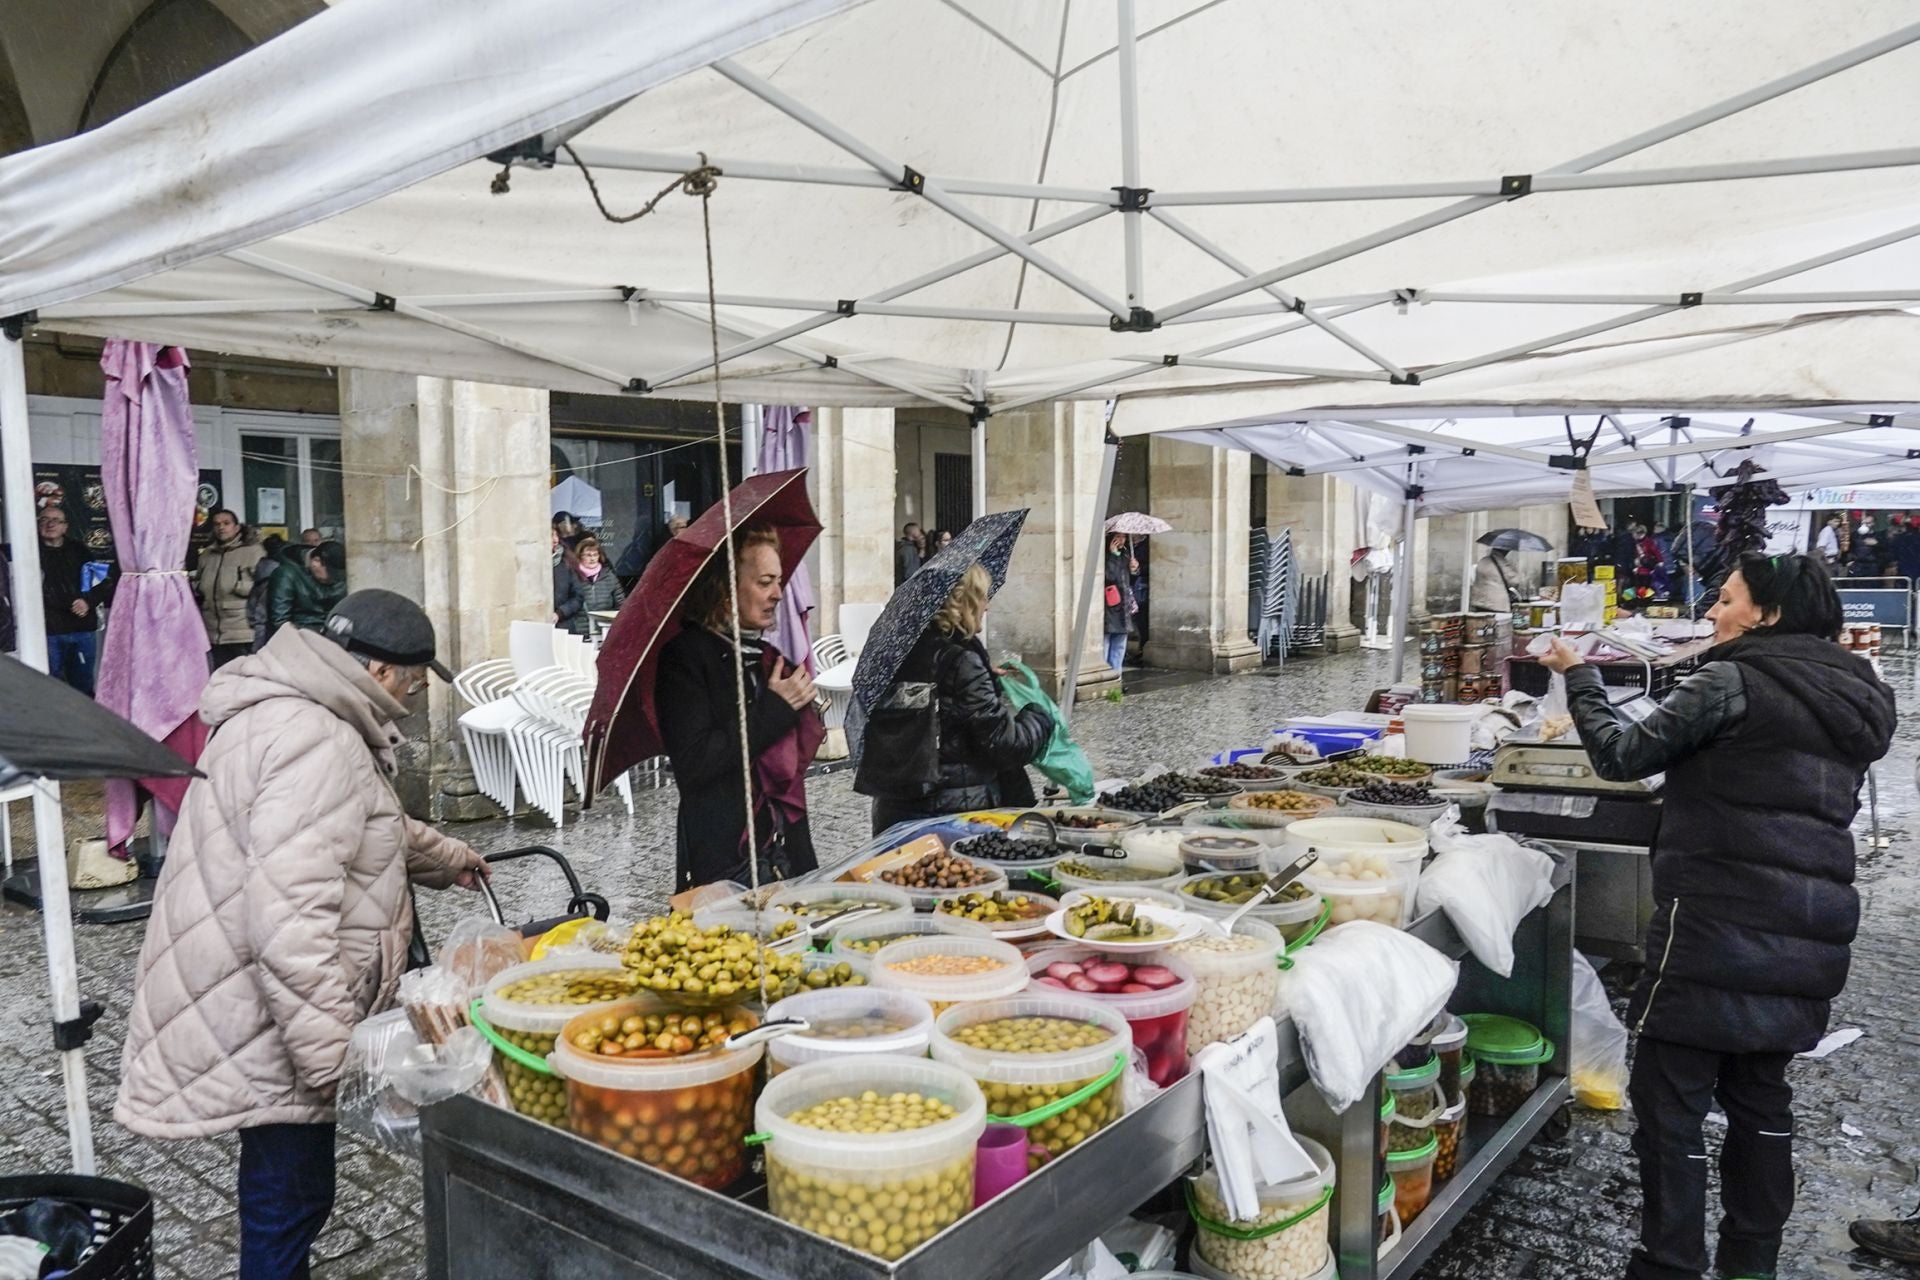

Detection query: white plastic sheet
xmin=1417 ymin=826 xmax=1558 ymax=978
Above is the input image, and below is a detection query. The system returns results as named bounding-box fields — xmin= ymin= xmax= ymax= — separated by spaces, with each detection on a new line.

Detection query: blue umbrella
xmin=851 ymin=509 xmax=1029 ymax=718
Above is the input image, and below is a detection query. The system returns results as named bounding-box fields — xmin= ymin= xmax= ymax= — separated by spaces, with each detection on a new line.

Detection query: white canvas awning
xmin=3 ymin=0 xmax=1920 ymax=416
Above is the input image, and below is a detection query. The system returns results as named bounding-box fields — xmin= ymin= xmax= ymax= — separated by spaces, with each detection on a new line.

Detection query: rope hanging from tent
xmin=508 ymin=146 xmax=775 ymax=1001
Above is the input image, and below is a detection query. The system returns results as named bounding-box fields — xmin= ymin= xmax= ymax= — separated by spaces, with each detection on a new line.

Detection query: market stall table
xmin=419 ymin=854 xmax=1573 ymax=1279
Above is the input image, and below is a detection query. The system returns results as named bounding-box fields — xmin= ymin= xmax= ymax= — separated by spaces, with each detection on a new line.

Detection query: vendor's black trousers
xmin=1626 ymin=1037 xmax=1795 ymax=1280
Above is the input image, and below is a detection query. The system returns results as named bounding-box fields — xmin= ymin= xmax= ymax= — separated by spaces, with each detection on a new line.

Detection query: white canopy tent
xmin=5 ymin=0 xmax=1920 ymax=1171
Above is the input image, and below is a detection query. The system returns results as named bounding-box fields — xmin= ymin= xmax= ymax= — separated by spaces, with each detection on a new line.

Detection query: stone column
xmin=1141 ymin=436 xmax=1260 ymax=673
xmin=809 ymin=406 xmax=895 ymax=640
xmin=339 ymin=372 xmax=552 ymax=820
xmin=984 ymin=401 xmax=1115 ymax=701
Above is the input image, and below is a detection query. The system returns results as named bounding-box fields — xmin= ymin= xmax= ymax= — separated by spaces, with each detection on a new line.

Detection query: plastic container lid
xmin=1385 ymin=1132 xmax=1439 ymax=1168
xmin=1191 ymin=1134 xmax=1333 ymax=1208
xmin=479 ymin=954 xmax=631 ymax=1035
xmin=930 ymin=994 xmax=1133 ymax=1087
xmin=1377 ymin=1174 xmax=1394 ymax=1212
xmin=1187 ymin=1247 xmax=1334 ymax=1280
xmin=1285 ymin=815 xmax=1429 ymax=853
xmin=1056 ymin=885 xmax=1185 ymax=914
xmin=762 ymin=988 xmax=937 ymax=1075
xmin=1386 ymin=1057 xmax=1441 ymax=1090
xmin=1461 ymin=1056 xmax=1478 ymax=1085
xmin=1429 ymin=1013 xmax=1469 ymax=1054
xmin=1182 ymin=808 xmax=1297 ymax=843
xmin=830 ymin=913 xmax=991 ymax=954
xmin=1025 ymin=947 xmax=1197 ymax=1021
xmin=755 ymin=1055 xmax=986 ymax=1178
xmin=1177 ymin=833 xmax=1266 ymax=872
xmin=1402 ymin=704 xmax=1484 ymax=723
xmin=547 ymin=999 xmax=765 ymax=1091
xmin=766 ymin=883 xmax=914 ymax=930
xmin=1379 ymin=1090 xmax=1397 ymax=1123
xmin=870 ymin=936 xmax=1029 ymax=1005
xmin=1461 ymin=1013 xmax=1552 ymax=1064
xmin=1164 ymin=916 xmax=1284 ymax=977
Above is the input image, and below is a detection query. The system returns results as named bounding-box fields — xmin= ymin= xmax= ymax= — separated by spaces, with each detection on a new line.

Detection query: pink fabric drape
xmin=757 ymin=407 xmax=817 ymax=673
xmin=97 ymin=340 xmax=207 ymax=851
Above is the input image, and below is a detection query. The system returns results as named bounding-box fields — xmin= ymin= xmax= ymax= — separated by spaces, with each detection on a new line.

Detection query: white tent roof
xmin=4 ymin=0 xmax=1920 ymax=419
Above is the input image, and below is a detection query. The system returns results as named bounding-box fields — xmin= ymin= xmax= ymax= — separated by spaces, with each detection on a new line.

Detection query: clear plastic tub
xmin=1025 ymin=947 xmax=1196 ymax=1086
xmin=756 ymin=1055 xmax=986 ymax=1260
xmin=548 ymin=999 xmax=764 ymax=1188
xmin=1056 ymin=886 xmax=1185 ymax=915
xmin=1462 ymin=1013 xmax=1554 ymax=1118
xmin=1163 ymin=918 xmax=1284 ymax=1053
xmin=1339 ymin=796 xmax=1454 ymax=828
xmin=1175 ymin=874 xmax=1325 ymax=943
xmin=1376 ymin=1174 xmax=1401 ymax=1249
xmin=1431 ymin=1096 xmax=1468 ymax=1180
xmin=1183 ymin=808 xmax=1297 ymax=845
xmin=1049 ymin=850 xmax=1186 ymax=895
xmin=1430 ymin=1014 xmax=1469 ymax=1107
xmin=1114 ymin=827 xmax=1191 ymax=865
xmin=784 ymin=949 xmax=873 ymax=998
xmin=1225 ymin=790 xmax=1338 ymax=821
xmin=478 ymin=955 xmax=634 ymax=1128
xmin=1188 ymin=1252 xmax=1335 ymax=1280
xmin=1187 ymin=1136 xmax=1334 ymax=1280
xmin=1177 ymin=832 xmax=1267 ymax=874
xmin=831 ymin=913 xmax=991 ymax=955
xmin=879 ymin=861 xmax=1009 ymax=912
xmin=764 ymin=987 xmax=936 ymax=1076
xmin=933 ymin=890 xmax=1059 ymax=940
xmin=1298 ymin=865 xmax=1411 ymax=930
xmin=1386 ymin=1056 xmax=1445 ymax=1151
xmin=1459 ymin=1055 xmax=1478 ymax=1116
xmin=1283 ymin=816 xmax=1429 ymax=886
xmin=1378 ymin=1089 xmax=1396 ymax=1163
xmin=870 ymin=936 xmax=1029 ymax=1015
xmin=766 ymin=883 xmax=914 ymax=934
xmin=930 ymin=995 xmax=1132 ymax=1166
xmin=1386 ymin=1132 xmax=1438 ymax=1222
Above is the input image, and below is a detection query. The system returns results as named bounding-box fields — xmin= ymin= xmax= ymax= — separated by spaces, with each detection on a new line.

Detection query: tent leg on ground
xmin=0 ymin=330 xmax=95 ymax=1174
xmin=1061 ymin=431 xmax=1121 ymax=725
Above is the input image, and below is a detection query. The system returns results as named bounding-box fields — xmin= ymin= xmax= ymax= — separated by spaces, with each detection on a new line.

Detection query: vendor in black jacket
xmin=657 ymin=527 xmax=823 ymax=891
xmin=1540 ymin=551 xmax=1894 ymax=1280
xmin=860 ymin=563 xmax=1052 ymax=834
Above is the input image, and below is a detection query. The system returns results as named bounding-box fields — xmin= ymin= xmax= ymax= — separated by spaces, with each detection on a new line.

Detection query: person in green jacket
xmin=268 ymin=540 xmax=347 ymax=635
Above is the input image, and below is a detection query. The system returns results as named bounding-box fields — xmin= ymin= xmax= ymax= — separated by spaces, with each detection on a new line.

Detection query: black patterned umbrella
xmin=851 ymin=509 xmax=1029 ymax=717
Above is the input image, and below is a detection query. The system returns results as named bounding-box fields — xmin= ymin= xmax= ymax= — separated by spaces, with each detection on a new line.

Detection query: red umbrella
xmin=583 ymin=468 xmax=820 ymax=796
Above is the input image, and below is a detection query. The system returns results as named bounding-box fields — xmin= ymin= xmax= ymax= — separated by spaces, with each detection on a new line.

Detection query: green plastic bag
xmin=998 ymin=659 xmax=1095 ymax=805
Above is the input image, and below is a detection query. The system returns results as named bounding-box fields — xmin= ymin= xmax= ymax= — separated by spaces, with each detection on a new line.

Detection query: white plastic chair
xmin=840 ymin=603 xmax=884 ymax=657
xmin=812 ymin=634 xmax=849 ymax=671
xmin=509 ymin=619 xmax=557 ymax=678
xmin=454 ymin=659 xmax=521 ymax=813
xmin=1 ymin=781 xmax=36 ymax=876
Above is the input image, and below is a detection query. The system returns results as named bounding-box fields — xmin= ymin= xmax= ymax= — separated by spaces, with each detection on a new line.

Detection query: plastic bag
xmin=398 ymin=966 xmax=512 ymax=1108
xmin=998 ymin=659 xmax=1095 ymax=804
xmin=1276 ymin=922 xmax=1458 ymax=1112
xmin=441 ymin=916 xmax=525 ymax=994
xmin=337 ymin=1008 xmax=423 ymax=1153
xmin=387 ymin=1026 xmax=495 ymax=1106
xmin=1417 ymin=825 xmax=1557 ymax=978
xmin=1569 ymin=951 xmax=1628 ymax=1110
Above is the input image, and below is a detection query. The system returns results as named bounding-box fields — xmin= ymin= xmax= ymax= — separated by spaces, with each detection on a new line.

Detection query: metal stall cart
xmin=420 ymin=861 xmax=1573 ymax=1280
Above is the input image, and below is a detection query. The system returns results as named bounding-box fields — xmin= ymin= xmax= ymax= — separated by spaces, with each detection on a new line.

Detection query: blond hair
xmin=933 ymin=563 xmax=991 ymax=639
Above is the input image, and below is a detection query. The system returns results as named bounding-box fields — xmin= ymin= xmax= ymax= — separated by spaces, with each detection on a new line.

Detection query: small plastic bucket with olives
xmin=929 ymin=995 xmax=1132 ymax=1167
xmin=870 ymin=936 xmax=1030 ymax=1016
xmin=830 ymin=914 xmax=992 ymax=956
xmin=1185 ymin=1135 xmax=1335 ymax=1280
xmin=1048 ymin=851 xmax=1185 ymax=897
xmin=763 ymin=987 xmax=936 ymax=1077
xmin=766 ymin=883 xmax=914 ymax=939
xmin=549 ymin=999 xmax=765 ymax=1190
xmin=1175 ymin=873 xmax=1326 ymax=943
xmin=754 ymin=1055 xmax=987 ymax=1260
xmin=477 ymin=955 xmax=634 ymax=1128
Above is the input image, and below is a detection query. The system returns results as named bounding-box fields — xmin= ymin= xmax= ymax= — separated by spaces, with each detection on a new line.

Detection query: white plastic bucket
xmin=1400 ymin=704 xmax=1482 ymax=765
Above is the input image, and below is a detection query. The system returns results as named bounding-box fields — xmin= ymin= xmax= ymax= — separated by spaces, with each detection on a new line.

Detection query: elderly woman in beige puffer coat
xmin=116 ymin=592 xmax=487 ymax=1280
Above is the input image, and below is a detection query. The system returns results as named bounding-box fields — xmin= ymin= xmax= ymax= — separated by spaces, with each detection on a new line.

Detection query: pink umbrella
xmin=757 ymin=407 xmax=817 ymax=673
xmin=96 ymin=341 xmax=208 ymax=855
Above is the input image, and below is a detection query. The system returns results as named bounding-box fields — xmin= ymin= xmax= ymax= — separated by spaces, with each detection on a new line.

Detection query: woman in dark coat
xmin=656 ymin=527 xmax=823 ymax=891
xmin=554 ymin=534 xmax=627 ymax=636
xmin=858 ymin=563 xmax=1052 ymax=835
xmin=1102 ymin=533 xmax=1136 ymax=671
xmin=1541 ymin=552 xmax=1894 ymax=1280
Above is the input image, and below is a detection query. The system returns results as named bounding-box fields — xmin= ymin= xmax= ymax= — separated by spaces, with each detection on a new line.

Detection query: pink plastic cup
xmin=974 ymin=1123 xmax=1050 ymax=1206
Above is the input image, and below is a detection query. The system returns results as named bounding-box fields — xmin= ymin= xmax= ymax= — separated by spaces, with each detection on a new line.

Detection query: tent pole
xmin=1685 ymin=487 xmax=1698 ymax=621
xmin=1388 ymin=475 xmax=1418 ymax=684
xmin=1458 ymin=515 xmax=1476 ymax=612
xmin=742 ymin=404 xmax=762 ymax=477
xmin=1062 ymin=430 xmax=1120 ymax=727
xmin=1116 ymin=0 xmax=1145 ymax=311
xmin=970 ymin=410 xmax=987 ymax=524
xmin=0 ymin=330 xmax=95 ymax=1175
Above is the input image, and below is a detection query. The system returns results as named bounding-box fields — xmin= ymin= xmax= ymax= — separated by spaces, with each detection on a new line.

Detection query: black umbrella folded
xmin=0 ymin=655 xmax=203 ymax=789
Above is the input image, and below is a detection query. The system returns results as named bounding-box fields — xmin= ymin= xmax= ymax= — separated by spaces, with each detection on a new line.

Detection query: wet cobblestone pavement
xmin=2 ymin=648 xmax=1915 ymax=1279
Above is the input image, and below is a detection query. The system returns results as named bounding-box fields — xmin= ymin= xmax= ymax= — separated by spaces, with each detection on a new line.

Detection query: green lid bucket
xmin=1385 ymin=1056 xmax=1440 ymax=1090
xmin=1460 ymin=1013 xmax=1554 ymax=1066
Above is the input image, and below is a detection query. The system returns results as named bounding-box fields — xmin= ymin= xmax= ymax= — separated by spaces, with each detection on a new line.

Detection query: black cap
xmin=323 ymin=590 xmax=453 ymax=681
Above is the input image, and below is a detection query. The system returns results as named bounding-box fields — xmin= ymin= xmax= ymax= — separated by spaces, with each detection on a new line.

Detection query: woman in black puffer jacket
xmin=859 ymin=564 xmax=1052 ymax=834
xmin=1541 ymin=551 xmax=1894 ymax=1280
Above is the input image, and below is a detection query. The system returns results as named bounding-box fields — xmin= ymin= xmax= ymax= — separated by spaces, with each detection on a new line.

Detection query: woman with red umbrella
xmin=655 ymin=526 xmax=825 ymax=888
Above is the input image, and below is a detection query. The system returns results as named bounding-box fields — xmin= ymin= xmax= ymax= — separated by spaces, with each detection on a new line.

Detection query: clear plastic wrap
xmin=337 ymin=1009 xmax=422 ymax=1152
xmin=399 ymin=966 xmax=512 ymax=1108
xmin=440 ymin=916 xmax=525 ymax=993
xmin=1415 ymin=825 xmax=1557 ymax=978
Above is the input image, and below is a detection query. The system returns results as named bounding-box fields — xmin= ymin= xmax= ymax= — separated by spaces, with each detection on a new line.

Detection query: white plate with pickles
xmin=1042 ymin=899 xmax=1203 ymax=951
